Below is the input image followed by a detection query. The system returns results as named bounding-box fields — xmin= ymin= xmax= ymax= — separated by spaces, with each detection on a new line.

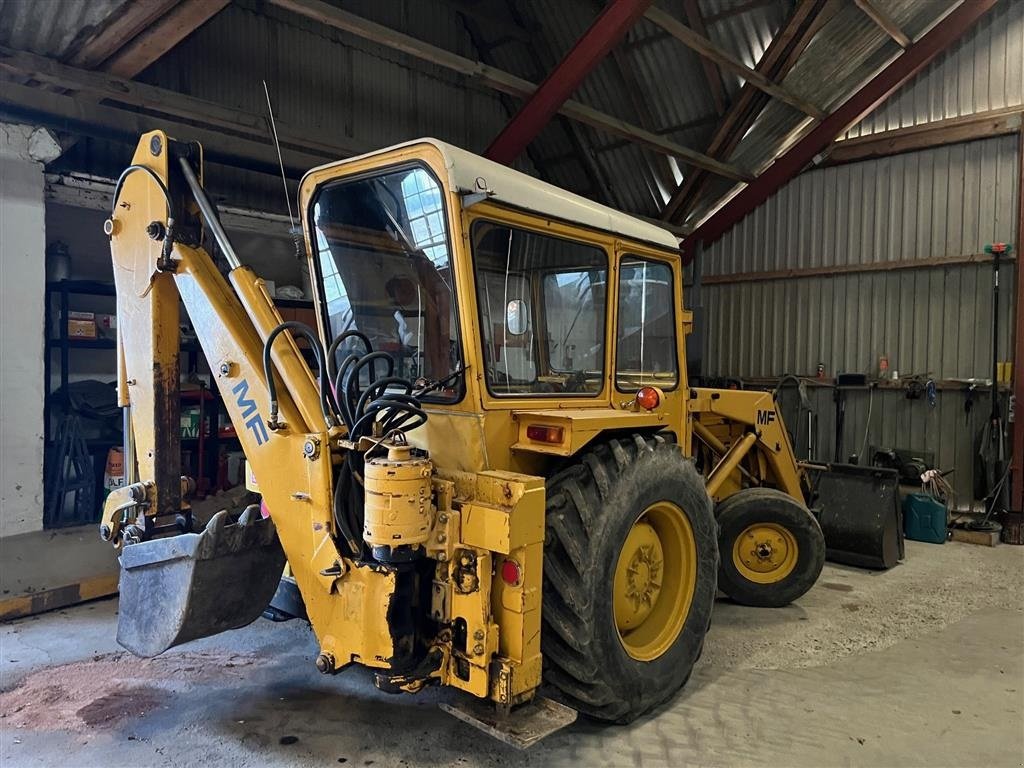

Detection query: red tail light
xmin=501 ymin=559 xmax=522 ymax=586
xmin=636 ymin=386 xmax=660 ymax=411
xmin=526 ymin=424 xmax=564 ymax=444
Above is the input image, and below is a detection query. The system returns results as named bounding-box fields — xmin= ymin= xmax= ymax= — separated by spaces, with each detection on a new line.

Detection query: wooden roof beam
xmin=99 ymin=0 xmax=230 ymax=79
xmin=644 ymin=5 xmax=826 ymax=120
xmin=660 ymin=0 xmax=832 ymax=222
xmin=268 ymin=0 xmax=752 ymax=182
xmin=682 ymin=0 xmax=728 ymax=116
xmin=683 ymin=0 xmax=1000 ymax=258
xmin=853 ymin=0 xmax=911 ymax=49
xmin=66 ymin=0 xmax=180 ymax=69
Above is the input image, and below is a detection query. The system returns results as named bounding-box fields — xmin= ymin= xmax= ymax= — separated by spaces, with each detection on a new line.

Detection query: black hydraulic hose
xmin=340 ymin=351 xmax=394 ymax=428
xmin=350 ymin=395 xmax=426 ymax=439
xmin=327 ymin=330 xmax=372 ymax=378
xmin=263 ymin=320 xmax=339 ymax=429
xmin=333 ymin=353 xmax=361 ymax=429
xmin=110 ymin=164 xmax=177 ymax=265
xmin=354 ymin=377 xmax=412 ymax=425
xmin=332 ymin=463 xmax=362 ymax=556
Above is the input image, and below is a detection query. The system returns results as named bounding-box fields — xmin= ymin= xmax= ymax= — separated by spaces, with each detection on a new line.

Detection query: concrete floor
xmin=2 ymin=540 xmax=1022 ymax=767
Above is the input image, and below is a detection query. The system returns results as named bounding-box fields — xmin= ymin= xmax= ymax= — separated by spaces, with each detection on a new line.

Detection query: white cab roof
xmin=309 ymin=138 xmax=680 ymax=251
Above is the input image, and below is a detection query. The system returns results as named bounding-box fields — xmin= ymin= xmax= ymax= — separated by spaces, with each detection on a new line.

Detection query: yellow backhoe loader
xmin=99 ymin=131 xmax=894 ymax=745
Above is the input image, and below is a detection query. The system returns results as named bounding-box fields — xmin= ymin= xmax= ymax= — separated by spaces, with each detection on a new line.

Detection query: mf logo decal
xmin=232 ymin=378 xmax=268 ymax=446
xmin=756 ymin=409 xmax=776 ymax=426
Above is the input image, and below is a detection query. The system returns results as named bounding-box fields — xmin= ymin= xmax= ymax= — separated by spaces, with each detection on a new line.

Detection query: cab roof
xmin=306 ymin=138 xmax=680 ymax=252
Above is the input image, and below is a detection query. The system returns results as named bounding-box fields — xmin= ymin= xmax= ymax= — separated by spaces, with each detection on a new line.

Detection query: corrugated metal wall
xmin=698 ymin=6 xmax=1022 ymax=500
xmin=846 ymin=0 xmax=1024 ymax=138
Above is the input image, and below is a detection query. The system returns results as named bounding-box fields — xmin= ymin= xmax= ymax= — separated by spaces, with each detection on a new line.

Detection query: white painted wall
xmin=0 ymin=122 xmax=60 ymax=537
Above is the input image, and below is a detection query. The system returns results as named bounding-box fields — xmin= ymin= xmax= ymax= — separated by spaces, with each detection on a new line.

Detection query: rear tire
xmin=716 ymin=488 xmax=825 ymax=607
xmin=542 ymin=435 xmax=718 ymax=723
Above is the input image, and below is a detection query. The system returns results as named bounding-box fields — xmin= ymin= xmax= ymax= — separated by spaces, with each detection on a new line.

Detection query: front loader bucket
xmin=806 ymin=463 xmax=904 ymax=570
xmin=116 ymin=509 xmax=286 ymax=657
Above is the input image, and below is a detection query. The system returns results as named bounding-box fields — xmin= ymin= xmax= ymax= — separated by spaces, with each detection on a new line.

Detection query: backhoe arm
xmin=99 ymin=131 xmax=357 ymax=657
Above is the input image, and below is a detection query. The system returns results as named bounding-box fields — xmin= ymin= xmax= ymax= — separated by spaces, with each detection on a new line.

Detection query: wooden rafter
xmin=99 ymin=0 xmax=230 ymax=78
xmin=644 ymin=6 xmax=825 ymax=120
xmin=0 ymin=46 xmax=365 ymax=162
xmin=825 ymin=107 xmax=1024 ymax=165
xmin=0 ymin=75 xmax=324 ymax=175
xmin=624 ymin=0 xmax=777 ymax=51
xmin=455 ymin=11 xmax=564 ymax=190
xmin=853 ymin=0 xmax=910 ymax=49
xmin=660 ymin=0 xmax=833 ymax=222
xmin=267 ymin=0 xmax=752 ymax=182
xmin=502 ymin=0 xmax=624 ymax=206
xmin=683 ymin=0 xmax=999 ymax=255
xmin=66 ymin=0 xmax=179 ymax=69
xmin=682 ymin=0 xmax=728 ymax=116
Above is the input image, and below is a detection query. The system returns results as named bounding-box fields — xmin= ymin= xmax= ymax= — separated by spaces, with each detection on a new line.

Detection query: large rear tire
xmin=716 ymin=488 xmax=825 ymax=607
xmin=542 ymin=435 xmax=718 ymax=723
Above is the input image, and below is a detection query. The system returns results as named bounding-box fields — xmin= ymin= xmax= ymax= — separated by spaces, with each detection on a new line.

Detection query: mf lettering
xmin=232 ymin=378 xmax=269 ymax=446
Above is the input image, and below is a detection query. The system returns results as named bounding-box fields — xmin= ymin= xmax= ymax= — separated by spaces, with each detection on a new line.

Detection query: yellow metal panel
xmin=511 ymin=408 xmax=669 ymax=457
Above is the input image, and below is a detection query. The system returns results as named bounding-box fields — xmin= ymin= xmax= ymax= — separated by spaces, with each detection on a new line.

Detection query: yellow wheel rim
xmin=613 ymin=502 xmax=697 ymax=662
xmin=731 ymin=523 xmax=798 ymax=584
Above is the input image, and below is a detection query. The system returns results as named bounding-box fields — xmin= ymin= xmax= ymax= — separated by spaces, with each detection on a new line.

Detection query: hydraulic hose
xmin=263 ymin=320 xmax=339 ymax=429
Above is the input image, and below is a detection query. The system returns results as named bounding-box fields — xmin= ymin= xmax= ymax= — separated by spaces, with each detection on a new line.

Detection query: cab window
xmin=616 ymin=257 xmax=678 ymax=391
xmin=471 ymin=220 xmax=607 ymax=397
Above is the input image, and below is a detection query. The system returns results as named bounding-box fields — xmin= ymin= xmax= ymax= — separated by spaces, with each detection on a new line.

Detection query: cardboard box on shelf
xmin=66 ymin=310 xmax=97 ymax=339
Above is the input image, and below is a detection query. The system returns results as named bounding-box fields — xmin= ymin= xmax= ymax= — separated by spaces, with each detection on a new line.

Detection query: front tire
xmin=716 ymin=488 xmax=825 ymax=607
xmin=542 ymin=435 xmax=718 ymax=723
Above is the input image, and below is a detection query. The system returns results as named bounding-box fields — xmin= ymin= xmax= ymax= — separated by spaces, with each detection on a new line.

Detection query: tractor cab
xmin=299 ymin=139 xmax=688 ymax=474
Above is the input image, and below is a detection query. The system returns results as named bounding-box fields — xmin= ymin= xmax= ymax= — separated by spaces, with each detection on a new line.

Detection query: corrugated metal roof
xmin=0 ymin=0 xmax=124 ymax=59
xmin=684 ymin=0 xmax=962 ymax=226
xmin=0 ymin=0 xmax=1014 ymax=225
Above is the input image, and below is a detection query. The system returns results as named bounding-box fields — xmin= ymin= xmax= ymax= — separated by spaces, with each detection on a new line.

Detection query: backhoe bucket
xmin=805 ymin=463 xmax=904 ymax=570
xmin=116 ymin=509 xmax=287 ymax=657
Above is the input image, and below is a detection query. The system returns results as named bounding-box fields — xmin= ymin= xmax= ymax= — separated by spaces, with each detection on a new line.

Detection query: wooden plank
xmin=660 ymin=0 xmax=832 ymax=221
xmin=66 ymin=0 xmax=179 ymax=69
xmin=45 ymin=171 xmax=295 ymax=237
xmin=100 ymin=0 xmax=230 ymax=78
xmin=704 ymin=0 xmax=777 ymax=25
xmin=267 ymin=0 xmax=752 ymax=182
xmin=624 ymin=0 xmax=777 ymax=50
xmin=950 ymin=527 xmax=1000 ymax=547
xmin=683 ymin=0 xmax=729 ymax=116
xmin=853 ymin=0 xmax=911 ymax=49
xmin=0 ymin=76 xmax=327 ymax=176
xmin=701 ymin=251 xmax=1012 ymax=285
xmin=825 ymin=108 xmax=1023 ymax=165
xmin=0 ymin=46 xmax=366 ymax=161
xmin=644 ymin=5 xmax=826 ymax=120
xmin=501 ymin=0 xmax=622 ymax=205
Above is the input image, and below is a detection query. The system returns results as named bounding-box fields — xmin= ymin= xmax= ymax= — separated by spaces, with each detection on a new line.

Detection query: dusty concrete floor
xmin=1 ymin=540 xmax=1022 ymax=767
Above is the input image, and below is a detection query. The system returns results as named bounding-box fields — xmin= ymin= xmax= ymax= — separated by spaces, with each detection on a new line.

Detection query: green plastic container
xmin=903 ymin=493 xmax=947 ymax=544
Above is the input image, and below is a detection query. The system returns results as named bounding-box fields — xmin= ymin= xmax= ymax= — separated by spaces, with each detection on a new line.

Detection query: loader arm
xmin=688 ymin=387 xmax=807 ymax=503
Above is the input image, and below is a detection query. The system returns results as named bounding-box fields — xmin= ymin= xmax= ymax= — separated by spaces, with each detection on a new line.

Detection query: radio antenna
xmin=262 ymin=80 xmax=304 ymax=262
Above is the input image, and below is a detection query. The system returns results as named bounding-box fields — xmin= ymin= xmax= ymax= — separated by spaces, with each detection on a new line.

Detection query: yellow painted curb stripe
xmin=0 ymin=573 xmax=119 ymax=621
